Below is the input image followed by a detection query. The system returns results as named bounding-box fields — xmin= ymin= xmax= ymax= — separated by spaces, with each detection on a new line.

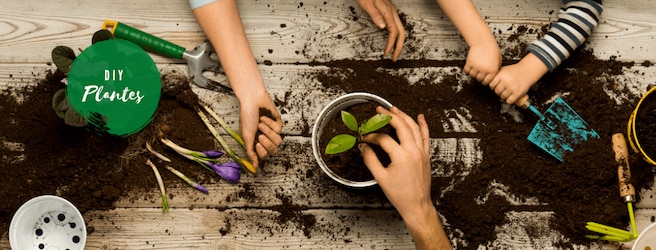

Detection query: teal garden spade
xmin=516 ymin=95 xmax=599 ymax=161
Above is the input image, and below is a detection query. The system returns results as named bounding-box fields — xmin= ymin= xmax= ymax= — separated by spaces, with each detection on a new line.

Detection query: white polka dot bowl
xmin=9 ymin=195 xmax=86 ymax=250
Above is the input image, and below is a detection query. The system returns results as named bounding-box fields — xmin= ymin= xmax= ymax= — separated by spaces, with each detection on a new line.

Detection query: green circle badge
xmin=67 ymin=39 xmax=161 ymax=136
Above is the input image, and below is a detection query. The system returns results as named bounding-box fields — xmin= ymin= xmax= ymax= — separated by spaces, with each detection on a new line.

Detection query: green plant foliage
xmin=341 ymin=110 xmax=358 ymax=132
xmin=92 ymin=29 xmax=114 ymax=44
xmin=359 ymin=113 xmax=392 ymax=135
xmin=324 ymin=111 xmax=391 ymax=155
xmin=325 ymin=134 xmax=357 ymax=155
xmin=51 ymin=46 xmax=76 ymax=73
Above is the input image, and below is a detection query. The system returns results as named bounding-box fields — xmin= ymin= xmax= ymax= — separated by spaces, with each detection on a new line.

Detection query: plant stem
xmin=146 ymin=141 xmax=171 ymax=162
xmin=146 ymin=160 xmax=169 ymax=213
xmin=200 ymin=103 xmax=246 ymax=149
xmin=165 ymin=166 xmax=208 ymax=194
xmin=197 ymin=109 xmax=256 ymax=174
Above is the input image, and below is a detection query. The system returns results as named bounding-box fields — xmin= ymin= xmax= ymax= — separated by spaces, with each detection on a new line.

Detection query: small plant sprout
xmin=160 ymin=138 xmax=224 ymax=162
xmin=200 ymin=103 xmax=246 ymax=149
xmin=325 ymin=110 xmax=392 ymax=155
xmin=146 ymin=159 xmax=169 ymax=213
xmin=165 ymin=166 xmax=209 ymax=194
xmin=146 ymin=142 xmax=209 ymax=194
xmin=196 ymin=108 xmax=257 ymax=174
xmin=161 ymin=138 xmax=241 ymax=183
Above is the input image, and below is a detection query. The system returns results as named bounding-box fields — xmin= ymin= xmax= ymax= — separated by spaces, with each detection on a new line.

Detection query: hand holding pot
xmin=359 ymin=106 xmax=451 ymax=249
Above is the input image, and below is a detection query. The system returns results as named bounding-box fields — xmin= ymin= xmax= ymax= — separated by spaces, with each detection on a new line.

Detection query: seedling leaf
xmin=325 ymin=134 xmax=357 ymax=155
xmin=92 ymin=29 xmax=114 ymax=44
xmin=52 ymin=46 xmax=76 ymax=74
xmin=359 ymin=114 xmax=392 ymax=135
xmin=341 ymin=111 xmax=358 ymax=132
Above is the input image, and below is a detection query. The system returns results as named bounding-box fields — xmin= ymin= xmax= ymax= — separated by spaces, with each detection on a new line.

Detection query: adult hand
xmin=464 ymin=43 xmax=502 ymax=85
xmin=355 ymin=0 xmax=407 ymax=61
xmin=359 ymin=106 xmax=452 ymax=249
xmin=488 ymin=52 xmax=548 ymax=104
xmin=238 ymin=89 xmax=283 ymax=169
xmin=359 ymin=106 xmax=432 ymax=219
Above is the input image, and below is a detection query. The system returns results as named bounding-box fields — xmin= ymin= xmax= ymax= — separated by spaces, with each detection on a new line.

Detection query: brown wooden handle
xmin=514 ymin=95 xmax=530 ymax=109
xmin=612 ymin=133 xmax=636 ymax=201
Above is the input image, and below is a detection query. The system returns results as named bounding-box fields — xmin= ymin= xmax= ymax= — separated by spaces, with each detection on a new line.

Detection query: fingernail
xmin=377 ymin=22 xmax=386 ymax=29
xmin=357 ymin=143 xmax=364 ymax=151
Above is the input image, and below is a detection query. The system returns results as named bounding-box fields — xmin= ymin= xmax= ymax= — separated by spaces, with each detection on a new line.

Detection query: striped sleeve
xmin=189 ymin=0 xmax=217 ymax=10
xmin=527 ymin=0 xmax=603 ymax=71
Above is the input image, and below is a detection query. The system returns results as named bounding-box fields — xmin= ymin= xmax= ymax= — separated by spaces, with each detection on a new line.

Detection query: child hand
xmin=239 ymin=90 xmax=283 ymax=169
xmin=488 ymin=53 xmax=548 ymax=104
xmin=355 ymin=0 xmax=407 ymax=61
xmin=464 ymin=43 xmax=502 ymax=85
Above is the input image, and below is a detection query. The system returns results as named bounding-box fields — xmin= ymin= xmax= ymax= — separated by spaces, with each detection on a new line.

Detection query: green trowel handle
xmin=103 ymin=20 xmax=185 ymax=59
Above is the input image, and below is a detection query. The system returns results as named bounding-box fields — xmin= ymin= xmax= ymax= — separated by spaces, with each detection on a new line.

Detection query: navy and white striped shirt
xmin=527 ymin=0 xmax=604 ymax=71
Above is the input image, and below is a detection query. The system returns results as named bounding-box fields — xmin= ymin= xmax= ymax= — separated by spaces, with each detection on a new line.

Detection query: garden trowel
xmin=515 ymin=95 xmax=599 ymax=161
xmin=101 ymin=20 xmax=231 ymax=92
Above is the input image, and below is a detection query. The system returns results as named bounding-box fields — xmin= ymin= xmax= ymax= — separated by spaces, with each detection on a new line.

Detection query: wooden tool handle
xmin=515 ymin=95 xmax=530 ymax=109
xmin=612 ymin=133 xmax=636 ymax=201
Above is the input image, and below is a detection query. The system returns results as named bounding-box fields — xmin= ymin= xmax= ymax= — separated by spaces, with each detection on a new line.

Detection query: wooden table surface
xmin=1 ymin=0 xmax=656 ymax=249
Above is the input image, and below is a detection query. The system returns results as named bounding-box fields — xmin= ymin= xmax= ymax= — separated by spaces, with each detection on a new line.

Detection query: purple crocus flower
xmin=201 ymin=150 xmax=224 ymax=159
xmin=194 ymin=183 xmax=209 ymax=194
xmin=209 ymin=161 xmax=241 ymax=183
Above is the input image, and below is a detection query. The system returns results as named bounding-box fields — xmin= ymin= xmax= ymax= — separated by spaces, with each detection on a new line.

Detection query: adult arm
xmin=436 ymin=0 xmax=501 ymax=84
xmin=355 ymin=0 xmax=407 ymax=61
xmin=360 ymin=106 xmax=452 ymax=250
xmin=190 ymin=0 xmax=283 ymax=169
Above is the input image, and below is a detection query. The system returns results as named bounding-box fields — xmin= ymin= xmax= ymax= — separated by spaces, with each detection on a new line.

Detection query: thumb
xmin=358 ymin=143 xmax=386 ymax=179
xmin=242 ymin=131 xmax=259 ymax=169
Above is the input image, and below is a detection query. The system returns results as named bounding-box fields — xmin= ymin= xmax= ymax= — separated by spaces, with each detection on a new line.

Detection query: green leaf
xmin=51 ymin=46 xmax=76 ymax=73
xmin=325 ymin=134 xmax=357 ymax=155
xmin=92 ymin=29 xmax=114 ymax=44
xmin=359 ymin=114 xmax=392 ymax=135
xmin=51 ymin=89 xmax=69 ymax=119
xmin=341 ymin=110 xmax=358 ymax=132
xmin=64 ymin=108 xmax=88 ymax=127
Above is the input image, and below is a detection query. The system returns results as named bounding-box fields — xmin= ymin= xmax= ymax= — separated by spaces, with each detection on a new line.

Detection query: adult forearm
xmin=192 ymin=0 xmax=267 ymax=100
xmin=402 ymin=203 xmax=452 ymax=250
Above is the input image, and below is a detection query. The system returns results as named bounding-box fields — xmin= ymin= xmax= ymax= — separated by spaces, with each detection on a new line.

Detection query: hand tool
xmin=584 ymin=133 xmax=639 ymax=242
xmin=611 ymin=133 xmax=638 ymax=238
xmin=515 ymin=95 xmax=599 ymax=161
xmin=101 ymin=20 xmax=231 ymax=92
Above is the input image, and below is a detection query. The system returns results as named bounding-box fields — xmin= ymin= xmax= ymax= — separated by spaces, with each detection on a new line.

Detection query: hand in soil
xmin=354 ymin=0 xmax=407 ymax=61
xmin=241 ymin=103 xmax=283 ymax=169
xmin=488 ymin=52 xmax=549 ymax=104
xmin=358 ymin=106 xmax=451 ymax=249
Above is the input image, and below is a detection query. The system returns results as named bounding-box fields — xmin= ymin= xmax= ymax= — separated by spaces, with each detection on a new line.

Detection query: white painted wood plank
xmin=1 ymin=0 xmax=655 ymax=64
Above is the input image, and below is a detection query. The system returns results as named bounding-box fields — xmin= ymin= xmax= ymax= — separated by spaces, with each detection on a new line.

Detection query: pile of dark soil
xmin=0 ymin=70 xmax=218 ymax=235
xmin=0 ymin=13 xmax=654 ymax=250
xmin=311 ymin=47 xmax=655 ymax=248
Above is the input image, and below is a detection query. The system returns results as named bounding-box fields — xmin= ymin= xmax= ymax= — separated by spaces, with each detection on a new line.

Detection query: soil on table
xmin=1 ymin=19 xmax=655 ymax=250
xmin=311 ymin=47 xmax=655 ymax=248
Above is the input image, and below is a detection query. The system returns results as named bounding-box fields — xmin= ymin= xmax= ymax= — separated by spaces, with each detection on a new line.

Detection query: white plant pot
xmin=10 ymin=195 xmax=86 ymax=250
xmin=311 ymin=92 xmax=393 ymax=188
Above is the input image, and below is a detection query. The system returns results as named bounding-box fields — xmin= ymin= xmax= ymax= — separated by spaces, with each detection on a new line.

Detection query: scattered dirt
xmin=311 ymin=47 xmax=654 ymax=248
xmin=1 ymin=9 xmax=654 ymax=250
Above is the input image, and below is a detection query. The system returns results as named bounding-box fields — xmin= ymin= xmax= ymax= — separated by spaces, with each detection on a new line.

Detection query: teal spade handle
xmin=103 ymin=20 xmax=185 ymax=59
xmin=515 ymin=95 xmax=545 ymax=120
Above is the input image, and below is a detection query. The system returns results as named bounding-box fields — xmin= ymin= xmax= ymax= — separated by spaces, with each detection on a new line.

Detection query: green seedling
xmin=325 ymin=110 xmax=391 ymax=155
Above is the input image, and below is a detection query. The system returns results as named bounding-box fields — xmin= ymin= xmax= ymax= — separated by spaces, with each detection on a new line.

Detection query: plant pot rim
xmin=311 ymin=92 xmax=393 ymax=188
